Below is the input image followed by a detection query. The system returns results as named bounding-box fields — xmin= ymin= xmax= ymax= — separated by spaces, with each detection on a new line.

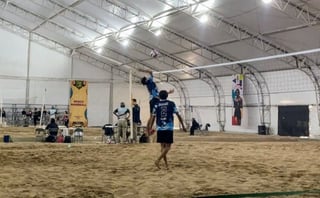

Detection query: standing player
xmin=147 ymin=90 xmax=187 ymax=170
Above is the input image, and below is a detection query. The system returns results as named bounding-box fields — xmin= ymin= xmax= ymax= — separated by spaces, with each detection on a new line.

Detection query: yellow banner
xmin=69 ymin=80 xmax=88 ymax=127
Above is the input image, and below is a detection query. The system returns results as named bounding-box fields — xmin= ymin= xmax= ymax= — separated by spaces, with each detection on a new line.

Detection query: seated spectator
xmin=45 ymin=118 xmax=59 ymax=142
xmin=190 ymin=118 xmax=200 ymax=136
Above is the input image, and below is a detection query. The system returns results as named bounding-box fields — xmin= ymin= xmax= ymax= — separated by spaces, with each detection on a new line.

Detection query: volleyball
xmin=150 ymin=49 xmax=159 ymax=58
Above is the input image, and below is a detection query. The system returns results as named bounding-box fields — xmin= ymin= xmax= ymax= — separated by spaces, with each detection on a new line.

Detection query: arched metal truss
xmin=244 ymin=67 xmax=271 ymax=129
xmin=167 ymin=79 xmax=191 ymax=129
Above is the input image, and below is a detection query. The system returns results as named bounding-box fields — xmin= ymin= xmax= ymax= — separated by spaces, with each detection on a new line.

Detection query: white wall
xmin=182 ymin=80 xmax=217 ymax=130
xmin=0 ymin=28 xmax=28 ymax=77
xmin=87 ymin=83 xmax=110 ymax=126
xmin=30 ymin=42 xmax=71 ymax=78
xmin=0 ymin=79 xmax=27 ymax=104
xmin=0 ymin=27 xmax=114 ymax=126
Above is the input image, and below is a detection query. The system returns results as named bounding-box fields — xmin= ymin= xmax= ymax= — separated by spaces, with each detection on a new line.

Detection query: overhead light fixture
xmin=154 ymin=29 xmax=162 ymax=36
xmin=199 ymin=14 xmax=209 ymax=23
xmin=95 ymin=48 xmax=103 ymax=54
xmin=262 ymin=0 xmax=273 ymax=4
xmin=121 ymin=39 xmax=129 ymax=46
xmin=130 ymin=16 xmax=139 ymax=23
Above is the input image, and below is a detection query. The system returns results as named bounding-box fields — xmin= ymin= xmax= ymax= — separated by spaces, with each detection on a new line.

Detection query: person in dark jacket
xmin=132 ymin=98 xmax=141 ymax=143
xmin=190 ymin=118 xmax=200 ymax=136
xmin=45 ymin=118 xmax=59 ymax=142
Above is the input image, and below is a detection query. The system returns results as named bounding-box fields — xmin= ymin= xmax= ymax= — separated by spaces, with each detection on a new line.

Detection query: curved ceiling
xmin=0 ymin=0 xmax=319 ymax=81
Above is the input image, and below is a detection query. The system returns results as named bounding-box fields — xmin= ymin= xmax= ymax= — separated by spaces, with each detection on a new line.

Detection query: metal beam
xmin=0 ymin=0 xmax=85 ymax=39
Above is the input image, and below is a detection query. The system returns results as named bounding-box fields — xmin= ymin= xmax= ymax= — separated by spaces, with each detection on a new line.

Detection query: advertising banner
xmin=69 ymin=80 xmax=88 ymax=127
xmin=232 ymin=74 xmax=243 ymax=126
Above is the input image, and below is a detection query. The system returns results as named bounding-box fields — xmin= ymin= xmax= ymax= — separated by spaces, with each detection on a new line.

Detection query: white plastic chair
xmin=73 ymin=127 xmax=84 ymax=143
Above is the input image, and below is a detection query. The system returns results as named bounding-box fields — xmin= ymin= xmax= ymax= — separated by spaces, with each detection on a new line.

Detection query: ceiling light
xmin=262 ymin=0 xmax=272 ymax=4
xmin=130 ymin=16 xmax=139 ymax=23
xmin=199 ymin=15 xmax=209 ymax=23
xmin=121 ymin=39 xmax=129 ymax=46
xmin=96 ymin=48 xmax=103 ymax=54
xmin=154 ymin=29 xmax=162 ymax=36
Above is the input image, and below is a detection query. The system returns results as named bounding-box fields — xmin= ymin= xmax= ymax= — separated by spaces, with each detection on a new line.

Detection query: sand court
xmin=0 ymin=127 xmax=320 ymax=197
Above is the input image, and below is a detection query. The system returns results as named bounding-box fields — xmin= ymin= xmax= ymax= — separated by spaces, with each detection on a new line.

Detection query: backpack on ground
xmin=139 ymin=133 xmax=148 ymax=143
xmin=64 ymin=136 xmax=72 ymax=143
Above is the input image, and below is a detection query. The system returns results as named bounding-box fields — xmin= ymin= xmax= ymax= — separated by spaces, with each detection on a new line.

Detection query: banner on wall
xmin=232 ymin=74 xmax=244 ymax=126
xmin=69 ymin=80 xmax=88 ymax=127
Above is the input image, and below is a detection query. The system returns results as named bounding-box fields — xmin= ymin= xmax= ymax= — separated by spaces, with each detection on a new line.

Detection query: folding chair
xmin=102 ymin=124 xmax=115 ymax=143
xmin=35 ymin=128 xmax=47 ymax=142
xmin=73 ymin=127 xmax=84 ymax=143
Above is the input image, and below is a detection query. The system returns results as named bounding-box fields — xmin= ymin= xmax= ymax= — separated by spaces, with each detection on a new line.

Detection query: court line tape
xmin=192 ymin=189 xmax=320 ymax=197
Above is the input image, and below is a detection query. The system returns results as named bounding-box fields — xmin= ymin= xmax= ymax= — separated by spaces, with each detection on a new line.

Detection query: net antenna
xmin=153 ymin=48 xmax=320 ymax=74
xmin=0 ymin=96 xmax=2 ymax=126
xmin=39 ymin=88 xmax=47 ymax=127
xmin=129 ymin=70 xmax=133 ymax=141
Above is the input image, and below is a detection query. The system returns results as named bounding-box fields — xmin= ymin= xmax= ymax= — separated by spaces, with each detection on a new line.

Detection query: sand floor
xmin=1 ymin=127 xmax=320 ymax=198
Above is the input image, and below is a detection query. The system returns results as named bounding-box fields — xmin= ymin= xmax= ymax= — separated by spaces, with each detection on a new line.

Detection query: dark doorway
xmin=278 ymin=105 xmax=309 ymax=137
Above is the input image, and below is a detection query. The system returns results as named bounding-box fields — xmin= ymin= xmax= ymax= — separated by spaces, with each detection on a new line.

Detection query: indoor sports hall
xmin=1 ymin=0 xmax=320 ymax=197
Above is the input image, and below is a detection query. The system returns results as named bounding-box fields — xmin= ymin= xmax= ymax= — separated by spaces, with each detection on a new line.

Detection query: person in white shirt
xmin=113 ymin=102 xmax=130 ymax=143
xmin=49 ymin=106 xmax=57 ymax=119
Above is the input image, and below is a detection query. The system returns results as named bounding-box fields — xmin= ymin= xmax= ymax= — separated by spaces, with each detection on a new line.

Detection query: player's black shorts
xmin=157 ymin=130 xmax=173 ymax=144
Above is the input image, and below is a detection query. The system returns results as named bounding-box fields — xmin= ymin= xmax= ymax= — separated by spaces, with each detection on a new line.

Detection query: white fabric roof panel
xmin=0 ymin=0 xmax=319 ymax=82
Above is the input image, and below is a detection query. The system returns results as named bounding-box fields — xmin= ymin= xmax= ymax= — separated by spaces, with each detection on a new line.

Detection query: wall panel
xmin=0 ymin=29 xmax=28 ymax=76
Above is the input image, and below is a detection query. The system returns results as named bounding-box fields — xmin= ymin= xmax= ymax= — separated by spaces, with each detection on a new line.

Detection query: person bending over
xmin=190 ymin=118 xmax=200 ymax=136
xmin=147 ymin=90 xmax=187 ymax=170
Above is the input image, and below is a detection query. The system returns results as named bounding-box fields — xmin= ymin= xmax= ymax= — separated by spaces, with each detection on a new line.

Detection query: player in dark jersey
xmin=147 ymin=90 xmax=186 ymax=170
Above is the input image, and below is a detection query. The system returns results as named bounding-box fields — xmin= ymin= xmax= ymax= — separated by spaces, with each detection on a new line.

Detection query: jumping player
xmin=139 ymin=69 xmax=174 ymax=135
